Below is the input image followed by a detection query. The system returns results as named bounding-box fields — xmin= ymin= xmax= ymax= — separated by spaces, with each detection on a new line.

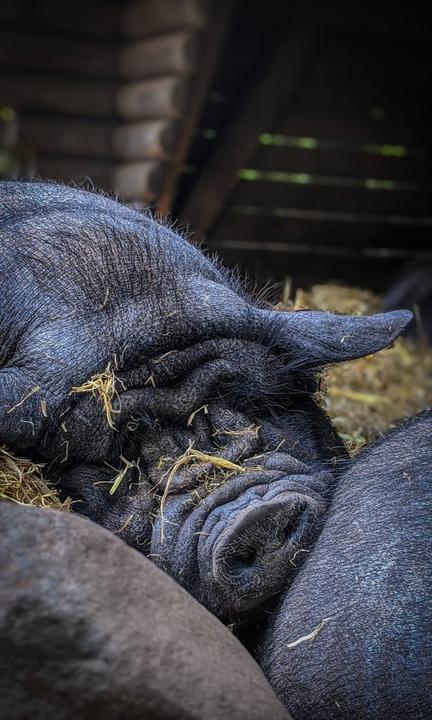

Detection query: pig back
xmin=258 ymin=410 xmax=432 ymax=720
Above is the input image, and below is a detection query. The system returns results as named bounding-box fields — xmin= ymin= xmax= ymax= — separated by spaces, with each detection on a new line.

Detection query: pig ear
xmin=271 ymin=309 xmax=413 ymax=367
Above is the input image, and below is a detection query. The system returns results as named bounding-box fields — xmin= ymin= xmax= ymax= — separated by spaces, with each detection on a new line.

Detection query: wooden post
xmin=180 ymin=4 xmax=320 ymax=236
xmin=116 ymin=77 xmax=189 ymax=120
xmin=113 ymin=120 xmax=177 ymax=160
xmin=120 ymin=32 xmax=199 ymax=79
xmin=123 ymin=0 xmax=209 ymax=39
xmin=113 ymin=161 xmax=164 ymax=202
xmin=156 ymin=0 xmax=235 ymax=216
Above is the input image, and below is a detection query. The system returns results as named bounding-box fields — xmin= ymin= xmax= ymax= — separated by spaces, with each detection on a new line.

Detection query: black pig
xmin=257 ymin=410 xmax=432 ymax=720
xmin=0 ymin=180 xmax=410 ymax=622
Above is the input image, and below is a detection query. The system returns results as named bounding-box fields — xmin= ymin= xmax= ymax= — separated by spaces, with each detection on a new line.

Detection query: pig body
xmin=0 ymin=180 xmax=411 ymax=623
xmin=257 ymin=410 xmax=432 ymax=720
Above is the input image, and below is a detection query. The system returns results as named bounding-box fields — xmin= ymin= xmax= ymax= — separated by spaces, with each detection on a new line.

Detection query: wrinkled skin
xmin=256 ymin=410 xmax=432 ymax=720
xmin=0 ymin=181 xmax=411 ymax=623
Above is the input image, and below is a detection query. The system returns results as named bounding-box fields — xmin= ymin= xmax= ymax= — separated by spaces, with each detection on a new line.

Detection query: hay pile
xmin=0 ymin=445 xmax=71 ymax=511
xmin=282 ymin=283 xmax=432 ymax=454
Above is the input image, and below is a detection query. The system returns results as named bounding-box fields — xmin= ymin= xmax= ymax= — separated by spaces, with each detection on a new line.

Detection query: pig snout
xmin=199 ymin=480 xmax=326 ymax=617
xmin=213 ymin=495 xmax=311 ymax=578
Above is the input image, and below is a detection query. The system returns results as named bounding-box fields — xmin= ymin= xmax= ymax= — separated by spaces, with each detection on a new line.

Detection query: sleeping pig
xmin=0 ymin=180 xmax=410 ymax=624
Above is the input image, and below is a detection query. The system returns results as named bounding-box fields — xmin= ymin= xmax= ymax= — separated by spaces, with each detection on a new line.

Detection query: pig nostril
xmin=217 ymin=499 xmax=313 ymax=581
xmin=280 ymin=503 xmax=309 ymax=544
xmin=281 ymin=518 xmax=299 ymax=542
xmin=232 ymin=546 xmax=257 ymax=566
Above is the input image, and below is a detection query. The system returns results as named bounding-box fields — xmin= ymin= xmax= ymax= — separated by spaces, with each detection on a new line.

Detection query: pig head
xmin=0 ymin=181 xmax=411 ymax=622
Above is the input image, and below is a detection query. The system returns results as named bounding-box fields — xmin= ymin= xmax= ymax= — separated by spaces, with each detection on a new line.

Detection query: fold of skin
xmin=0 ymin=180 xmax=412 ymax=625
xmin=148 ymin=409 xmax=337 ymax=620
xmin=152 ymin=469 xmax=332 ymax=618
xmin=62 ymin=369 xmax=342 ymax=622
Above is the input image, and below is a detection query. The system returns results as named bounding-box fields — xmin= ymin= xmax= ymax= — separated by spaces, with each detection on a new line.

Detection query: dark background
xmin=1 ymin=0 xmax=431 ymax=294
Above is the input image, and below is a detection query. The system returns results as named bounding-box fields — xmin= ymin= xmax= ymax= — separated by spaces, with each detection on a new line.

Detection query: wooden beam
xmin=0 ymin=31 xmax=117 ymax=77
xmin=113 ymin=161 xmax=165 ymax=202
xmin=273 ymin=105 xmax=432 ymax=146
xmin=231 ymin=179 xmax=432 ymax=216
xmin=180 ymin=3 xmax=321 ymax=235
xmin=210 ymin=210 xmax=432 ymax=251
xmin=120 ymin=32 xmax=199 ymax=80
xmin=116 ymin=77 xmax=189 ymax=120
xmin=207 ymin=244 xmax=413 ymax=291
xmin=156 ymin=0 xmax=234 ymax=216
xmin=0 ymin=75 xmax=116 ymax=117
xmin=21 ymin=117 xmax=114 ymax=157
xmin=113 ymin=120 xmax=178 ymax=161
xmin=1 ymin=0 xmax=120 ymax=38
xmin=123 ymin=0 xmax=209 ymax=39
xmin=251 ymin=145 xmax=432 ymax=183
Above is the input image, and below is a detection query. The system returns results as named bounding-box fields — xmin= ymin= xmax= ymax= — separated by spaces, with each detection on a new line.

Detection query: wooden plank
xmin=120 ymin=32 xmax=199 ymax=79
xmin=231 ymin=179 xmax=432 ymax=217
xmin=198 ymin=99 xmax=432 ymax=148
xmin=0 ymin=75 xmax=116 ymax=117
xmin=35 ymin=155 xmax=115 ymax=190
xmin=272 ymin=106 xmax=432 ymax=147
xmin=180 ymin=2 xmax=321 ymax=235
xmin=116 ymin=77 xmax=189 ymax=120
xmin=251 ymin=146 xmax=432 ymax=183
xmin=113 ymin=120 xmax=178 ymax=161
xmin=197 ymin=17 xmax=432 ymax=113
xmin=113 ymin=161 xmax=165 ymax=202
xmin=188 ymin=135 xmax=432 ymax=182
xmin=210 ymin=211 xmax=432 ymax=251
xmin=207 ymin=243 xmax=417 ymax=292
xmin=205 ymin=13 xmax=278 ymax=100
xmin=279 ymin=26 xmax=431 ymax=108
xmin=0 ymin=31 xmax=117 ymax=77
xmin=2 ymin=0 xmax=120 ymax=38
xmin=300 ymin=58 xmax=431 ymax=104
xmin=21 ymin=117 xmax=114 ymax=157
xmin=123 ymin=0 xmax=209 ymax=39
xmin=157 ymin=0 xmax=235 ymax=215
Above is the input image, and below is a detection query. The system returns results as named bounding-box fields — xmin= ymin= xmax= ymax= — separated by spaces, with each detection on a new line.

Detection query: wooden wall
xmin=0 ymin=0 xmax=215 ymax=203
xmin=0 ymin=0 xmax=121 ymax=189
xmin=114 ymin=0 xmax=212 ymax=203
xmin=1 ymin=0 xmax=431 ymax=291
xmin=176 ymin=0 xmax=432 ymax=290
